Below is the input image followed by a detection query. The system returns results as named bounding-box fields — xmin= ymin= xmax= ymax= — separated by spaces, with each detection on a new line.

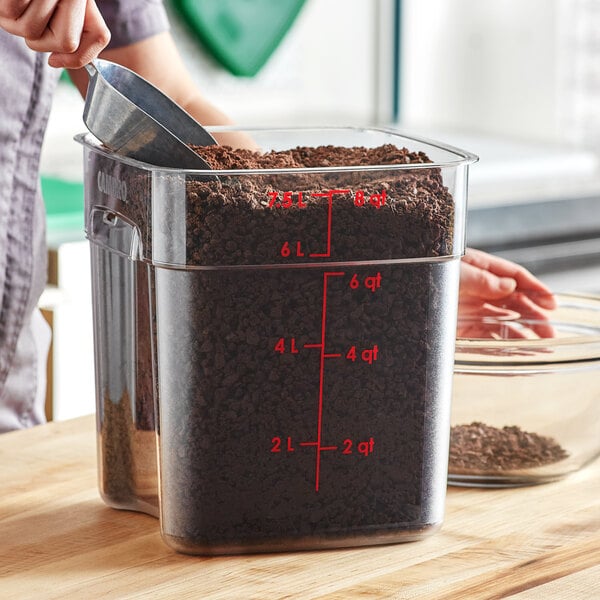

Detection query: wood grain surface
xmin=0 ymin=416 xmax=599 ymax=599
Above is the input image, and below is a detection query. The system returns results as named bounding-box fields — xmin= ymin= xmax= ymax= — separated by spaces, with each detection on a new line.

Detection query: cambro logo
xmin=97 ymin=171 xmax=127 ymax=202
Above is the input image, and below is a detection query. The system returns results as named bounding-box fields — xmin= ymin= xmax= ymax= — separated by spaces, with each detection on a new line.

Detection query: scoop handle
xmin=85 ymin=61 xmax=98 ymax=79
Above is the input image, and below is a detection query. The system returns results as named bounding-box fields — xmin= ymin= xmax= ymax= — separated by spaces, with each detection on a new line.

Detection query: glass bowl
xmin=449 ymin=293 xmax=600 ymax=487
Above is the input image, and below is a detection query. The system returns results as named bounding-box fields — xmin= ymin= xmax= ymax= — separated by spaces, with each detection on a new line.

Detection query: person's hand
xmin=458 ymin=248 xmax=557 ymax=339
xmin=0 ymin=0 xmax=110 ymax=68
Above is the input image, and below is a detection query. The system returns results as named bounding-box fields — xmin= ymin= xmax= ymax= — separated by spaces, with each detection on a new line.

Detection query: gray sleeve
xmin=97 ymin=0 xmax=170 ymax=50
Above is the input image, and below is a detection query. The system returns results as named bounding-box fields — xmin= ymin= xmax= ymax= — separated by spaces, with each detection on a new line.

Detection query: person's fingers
xmin=457 ymin=306 xmax=555 ymax=340
xmin=458 ymin=298 xmax=532 ymax=340
xmin=458 ymin=298 xmax=519 ymax=320
xmin=457 ymin=318 xmax=531 ymax=340
xmin=463 ymin=248 xmax=533 ymax=286
xmin=463 ymin=248 xmax=557 ymax=310
xmin=5 ymin=0 xmax=108 ymax=67
xmin=459 ymin=260 xmax=517 ymax=300
xmin=25 ymin=0 xmax=86 ymax=53
xmin=47 ymin=0 xmax=110 ymax=68
xmin=489 ymin=292 xmax=556 ymax=338
xmin=0 ymin=0 xmax=58 ymax=40
xmin=495 ymin=291 xmax=548 ymax=318
xmin=460 ymin=293 xmax=556 ymax=339
xmin=0 ymin=0 xmax=30 ymax=20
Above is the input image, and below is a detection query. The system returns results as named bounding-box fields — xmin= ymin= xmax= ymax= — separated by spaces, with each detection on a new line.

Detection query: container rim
xmin=75 ymin=126 xmax=478 ymax=175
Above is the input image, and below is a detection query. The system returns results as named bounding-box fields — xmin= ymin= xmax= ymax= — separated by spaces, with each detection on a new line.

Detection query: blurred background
xmin=40 ymin=0 xmax=600 ymax=420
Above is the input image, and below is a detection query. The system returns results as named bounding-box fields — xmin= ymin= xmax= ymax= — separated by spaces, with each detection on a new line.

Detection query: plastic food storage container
xmin=79 ymin=127 xmax=476 ymax=554
xmin=450 ymin=293 xmax=600 ymax=487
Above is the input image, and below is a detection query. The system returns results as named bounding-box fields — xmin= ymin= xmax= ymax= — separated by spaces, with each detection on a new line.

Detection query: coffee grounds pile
xmin=106 ymin=142 xmax=460 ymax=552
xmin=449 ymin=422 xmax=569 ymax=473
xmin=99 ymin=391 xmax=135 ymax=504
xmin=98 ymin=390 xmax=160 ymax=515
xmin=180 ymin=143 xmax=452 ymax=266
xmin=192 ymin=143 xmax=431 ymax=170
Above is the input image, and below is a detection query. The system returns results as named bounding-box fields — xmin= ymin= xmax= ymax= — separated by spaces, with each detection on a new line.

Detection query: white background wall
xmin=400 ymin=0 xmax=563 ymax=143
xmin=399 ymin=0 xmax=600 ymax=153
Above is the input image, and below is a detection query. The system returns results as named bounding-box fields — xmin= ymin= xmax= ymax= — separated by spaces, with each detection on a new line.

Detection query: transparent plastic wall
xmin=84 ymin=153 xmax=158 ymax=517
xmin=79 ymin=127 xmax=476 ymax=553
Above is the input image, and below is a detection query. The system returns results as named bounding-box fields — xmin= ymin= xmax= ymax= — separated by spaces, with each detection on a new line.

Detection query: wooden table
xmin=1 ymin=416 xmax=599 ymax=599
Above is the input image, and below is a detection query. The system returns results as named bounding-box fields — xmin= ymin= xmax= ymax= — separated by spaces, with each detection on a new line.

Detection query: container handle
xmin=86 ymin=207 xmax=142 ymax=260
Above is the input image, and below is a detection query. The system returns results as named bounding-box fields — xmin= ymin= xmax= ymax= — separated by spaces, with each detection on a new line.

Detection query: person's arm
xmin=67 ymin=32 xmax=255 ymax=149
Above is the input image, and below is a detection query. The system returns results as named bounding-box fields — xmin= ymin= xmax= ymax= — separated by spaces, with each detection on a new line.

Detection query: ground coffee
xmin=449 ymin=422 xmax=569 ymax=473
xmin=99 ymin=390 xmax=159 ymax=515
xmin=93 ymin=245 xmax=160 ymax=517
xmin=147 ymin=143 xmax=460 ymax=553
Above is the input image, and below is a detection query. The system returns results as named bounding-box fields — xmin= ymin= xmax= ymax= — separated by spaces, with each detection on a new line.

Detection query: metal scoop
xmin=83 ymin=59 xmax=216 ymax=169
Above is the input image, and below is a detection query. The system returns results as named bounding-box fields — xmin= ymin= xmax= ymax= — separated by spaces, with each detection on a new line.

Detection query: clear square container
xmin=78 ymin=127 xmax=476 ymax=554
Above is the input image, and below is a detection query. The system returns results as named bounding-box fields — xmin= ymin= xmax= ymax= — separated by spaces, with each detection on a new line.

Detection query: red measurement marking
xmin=305 ymin=345 xmax=340 ymax=358
xmin=268 ymin=191 xmax=307 ymax=208
xmin=313 ymin=271 xmax=345 ymax=491
xmin=271 ymin=436 xmax=297 ymax=452
xmin=309 ymin=190 xmax=349 ymax=258
xmin=354 ymin=189 xmax=387 ymax=209
xmin=299 ymin=441 xmax=338 ymax=451
xmin=274 ymin=337 xmax=299 ymax=354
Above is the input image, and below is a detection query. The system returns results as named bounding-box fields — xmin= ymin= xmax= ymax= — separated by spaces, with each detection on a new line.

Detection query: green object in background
xmin=172 ymin=0 xmax=306 ymax=77
xmin=59 ymin=69 xmax=72 ymax=84
xmin=41 ymin=176 xmax=84 ymax=233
